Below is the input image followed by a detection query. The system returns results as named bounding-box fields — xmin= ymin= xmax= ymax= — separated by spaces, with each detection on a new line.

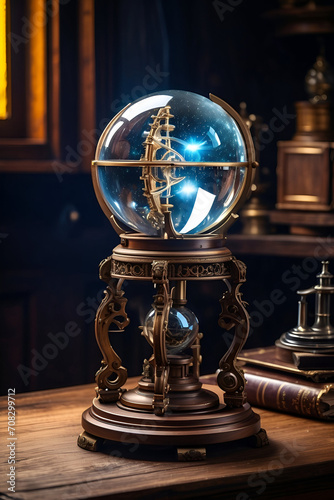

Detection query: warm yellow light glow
xmin=0 ymin=0 xmax=8 ymax=120
xmin=27 ymin=0 xmax=47 ymax=139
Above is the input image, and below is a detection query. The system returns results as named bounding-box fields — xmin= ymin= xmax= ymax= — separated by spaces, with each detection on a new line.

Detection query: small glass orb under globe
xmin=143 ymin=306 xmax=199 ymax=355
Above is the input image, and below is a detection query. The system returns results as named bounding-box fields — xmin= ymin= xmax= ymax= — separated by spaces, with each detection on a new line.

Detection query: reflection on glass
xmin=143 ymin=306 xmax=199 ymax=355
xmin=180 ymin=188 xmax=216 ymax=234
xmin=97 ymin=90 xmax=247 ymax=235
xmin=105 ymin=121 xmax=124 ymax=148
xmin=121 ymin=94 xmax=172 ymax=122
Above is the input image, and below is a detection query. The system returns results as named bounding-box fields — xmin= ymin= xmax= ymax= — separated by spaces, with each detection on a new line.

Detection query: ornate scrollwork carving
xmin=109 ymin=259 xmax=231 ymax=280
xmin=151 ymin=260 xmax=170 ymax=415
xmin=176 ymin=263 xmax=228 ymax=279
xmin=217 ymin=257 xmax=249 ymax=408
xmin=95 ymin=279 xmax=130 ymax=403
xmin=112 ymin=261 xmax=150 ymax=278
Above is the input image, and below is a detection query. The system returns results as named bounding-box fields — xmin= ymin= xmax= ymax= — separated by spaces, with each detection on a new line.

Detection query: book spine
xmin=245 ymin=372 xmax=324 ymax=419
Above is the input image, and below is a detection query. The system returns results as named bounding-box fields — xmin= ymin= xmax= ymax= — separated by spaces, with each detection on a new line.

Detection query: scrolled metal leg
xmin=95 ymin=278 xmax=130 ymax=403
xmin=217 ymin=258 xmax=248 ymax=408
xmin=151 ymin=260 xmax=170 ymax=416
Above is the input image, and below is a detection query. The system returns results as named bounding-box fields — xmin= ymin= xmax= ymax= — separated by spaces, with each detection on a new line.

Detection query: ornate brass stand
xmin=78 ymin=90 xmax=267 ymax=457
xmin=79 ymin=235 xmax=266 ymax=454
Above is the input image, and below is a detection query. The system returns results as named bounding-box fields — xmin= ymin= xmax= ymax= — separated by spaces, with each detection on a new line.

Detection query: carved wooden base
xmin=121 ymin=355 xmax=219 ymax=412
xmin=120 ymin=386 xmax=219 ymax=412
xmin=78 ymin=427 xmax=269 ymax=460
xmin=81 ymin=398 xmax=262 ymax=448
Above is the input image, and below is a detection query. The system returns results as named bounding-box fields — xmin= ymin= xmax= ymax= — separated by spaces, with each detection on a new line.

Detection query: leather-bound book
xmin=292 ymin=352 xmax=334 ymax=371
xmin=243 ymin=366 xmax=334 ymax=421
xmin=238 ymin=346 xmax=334 ymax=382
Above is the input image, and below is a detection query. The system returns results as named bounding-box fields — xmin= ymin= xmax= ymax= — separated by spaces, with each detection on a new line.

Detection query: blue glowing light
xmin=186 ymin=143 xmax=201 ymax=152
xmin=180 ymin=182 xmax=197 ymax=195
xmin=184 ymin=141 xmax=205 ymax=162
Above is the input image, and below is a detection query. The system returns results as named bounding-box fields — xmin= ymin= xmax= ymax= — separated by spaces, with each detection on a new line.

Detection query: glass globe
xmin=143 ymin=306 xmax=199 ymax=355
xmin=95 ymin=90 xmax=249 ymax=236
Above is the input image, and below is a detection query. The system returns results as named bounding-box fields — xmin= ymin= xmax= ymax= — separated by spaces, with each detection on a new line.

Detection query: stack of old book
xmin=237 ymin=346 xmax=334 ymax=420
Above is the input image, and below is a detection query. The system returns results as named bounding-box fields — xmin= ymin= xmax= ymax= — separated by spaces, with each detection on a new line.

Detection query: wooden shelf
xmin=270 ymin=210 xmax=334 ymax=228
xmin=264 ymin=5 xmax=334 ymax=36
xmin=226 ymin=234 xmax=334 ymax=258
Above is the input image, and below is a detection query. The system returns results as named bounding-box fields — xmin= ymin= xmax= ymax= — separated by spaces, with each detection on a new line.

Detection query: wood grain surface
xmin=0 ymin=379 xmax=333 ymax=499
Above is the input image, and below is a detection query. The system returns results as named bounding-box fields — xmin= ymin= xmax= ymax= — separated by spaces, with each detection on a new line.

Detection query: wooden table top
xmin=1 ymin=379 xmax=333 ymax=500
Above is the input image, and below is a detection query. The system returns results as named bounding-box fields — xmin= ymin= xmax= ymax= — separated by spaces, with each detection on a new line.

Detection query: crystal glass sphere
xmin=143 ymin=306 xmax=199 ymax=355
xmin=96 ymin=90 xmax=247 ymax=236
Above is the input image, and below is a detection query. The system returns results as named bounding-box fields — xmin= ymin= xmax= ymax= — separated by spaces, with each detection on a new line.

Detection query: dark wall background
xmin=1 ymin=0 xmax=333 ymax=394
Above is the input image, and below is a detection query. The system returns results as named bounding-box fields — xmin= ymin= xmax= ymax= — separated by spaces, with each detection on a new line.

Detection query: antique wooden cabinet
xmin=277 ymin=141 xmax=334 ymax=211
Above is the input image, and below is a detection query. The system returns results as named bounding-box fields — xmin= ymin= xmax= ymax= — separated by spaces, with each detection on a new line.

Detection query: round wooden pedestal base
xmin=81 ymin=398 xmax=261 ymax=447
